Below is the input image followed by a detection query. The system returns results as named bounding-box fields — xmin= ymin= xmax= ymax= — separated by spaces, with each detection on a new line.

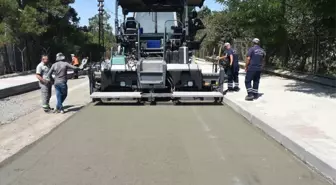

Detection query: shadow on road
xmin=95 ymin=102 xmax=144 ymax=106
xmin=63 ymin=105 xmax=74 ymax=109
xmin=66 ymin=106 xmax=84 ymax=112
xmin=62 ymin=105 xmax=84 ymax=113
xmin=284 ymin=81 xmax=336 ymax=98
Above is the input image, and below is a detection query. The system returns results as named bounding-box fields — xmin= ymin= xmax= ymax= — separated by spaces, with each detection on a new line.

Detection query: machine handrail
xmin=163 ymin=20 xmax=184 ymax=57
xmin=121 ymin=19 xmax=141 ymax=60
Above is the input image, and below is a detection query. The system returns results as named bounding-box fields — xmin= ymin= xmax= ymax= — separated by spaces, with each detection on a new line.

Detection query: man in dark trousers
xmin=224 ymin=42 xmax=240 ymax=92
xmin=245 ymin=38 xmax=266 ymax=101
xmin=47 ymin=53 xmax=82 ymax=113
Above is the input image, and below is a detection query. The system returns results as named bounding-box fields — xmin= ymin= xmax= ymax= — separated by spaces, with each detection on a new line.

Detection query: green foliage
xmin=18 ymin=5 xmax=47 ymax=35
xmin=0 ymin=0 xmax=116 ymax=72
xmin=197 ymin=0 xmax=335 ymax=75
xmin=87 ymin=11 xmax=115 ymax=51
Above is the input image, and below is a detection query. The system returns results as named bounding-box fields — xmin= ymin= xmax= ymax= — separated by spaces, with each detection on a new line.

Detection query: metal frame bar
xmin=163 ymin=19 xmax=184 ymax=57
xmin=115 ymin=0 xmax=119 ymax=36
xmin=90 ymin=91 xmax=224 ymax=99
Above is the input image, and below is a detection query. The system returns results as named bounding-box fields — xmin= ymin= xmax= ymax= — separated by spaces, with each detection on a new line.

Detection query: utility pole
xmin=98 ymin=0 xmax=104 ymax=58
xmin=154 ymin=12 xmax=157 ymax=33
xmin=102 ymin=14 xmax=105 ymax=49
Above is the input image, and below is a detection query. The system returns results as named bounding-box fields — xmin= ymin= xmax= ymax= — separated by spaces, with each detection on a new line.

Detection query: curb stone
xmin=0 ymin=72 xmax=75 ymax=99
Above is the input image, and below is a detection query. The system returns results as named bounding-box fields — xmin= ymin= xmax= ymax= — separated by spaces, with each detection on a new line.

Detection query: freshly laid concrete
xmin=0 ymin=77 xmax=90 ymax=165
xmin=197 ymin=59 xmax=336 ymax=183
xmin=0 ymin=103 xmax=330 ymax=185
xmin=0 ymin=71 xmax=74 ymax=99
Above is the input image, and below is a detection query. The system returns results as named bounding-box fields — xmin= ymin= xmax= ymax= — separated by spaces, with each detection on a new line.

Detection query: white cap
xmin=224 ymin=42 xmax=230 ymax=47
xmin=252 ymin=38 xmax=260 ymax=44
xmin=71 ymin=54 xmax=75 ymax=57
xmin=56 ymin=53 xmax=65 ymax=61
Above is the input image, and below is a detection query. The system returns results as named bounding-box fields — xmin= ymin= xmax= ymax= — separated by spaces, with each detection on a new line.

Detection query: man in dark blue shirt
xmin=245 ymin=38 xmax=266 ymax=101
xmin=224 ymin=42 xmax=240 ymax=92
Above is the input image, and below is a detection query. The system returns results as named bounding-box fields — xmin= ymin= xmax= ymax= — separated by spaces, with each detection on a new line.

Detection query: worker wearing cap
xmin=47 ymin=53 xmax=82 ymax=113
xmin=71 ymin=54 xmax=80 ymax=79
xmin=224 ymin=42 xmax=240 ymax=92
xmin=245 ymin=38 xmax=266 ymax=101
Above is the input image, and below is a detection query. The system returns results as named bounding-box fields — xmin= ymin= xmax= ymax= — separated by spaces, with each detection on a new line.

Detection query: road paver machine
xmin=89 ymin=0 xmax=226 ymax=104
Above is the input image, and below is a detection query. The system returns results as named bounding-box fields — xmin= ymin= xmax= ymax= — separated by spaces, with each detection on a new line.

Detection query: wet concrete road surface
xmin=0 ymin=103 xmax=330 ymax=185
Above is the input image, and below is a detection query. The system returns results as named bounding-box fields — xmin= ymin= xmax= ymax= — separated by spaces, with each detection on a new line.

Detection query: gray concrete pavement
xmin=0 ymin=77 xmax=90 ymax=164
xmin=196 ymin=59 xmax=336 ymax=182
xmin=0 ymin=103 xmax=330 ymax=185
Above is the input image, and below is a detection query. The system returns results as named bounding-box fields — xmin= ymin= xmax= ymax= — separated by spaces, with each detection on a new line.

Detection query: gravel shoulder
xmin=0 ymin=77 xmax=88 ymax=125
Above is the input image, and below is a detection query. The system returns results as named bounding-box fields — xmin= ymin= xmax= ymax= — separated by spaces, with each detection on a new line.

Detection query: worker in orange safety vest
xmin=71 ymin=54 xmax=80 ymax=79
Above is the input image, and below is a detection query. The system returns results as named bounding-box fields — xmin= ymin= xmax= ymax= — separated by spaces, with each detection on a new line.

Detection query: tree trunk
xmin=2 ymin=45 xmax=13 ymax=74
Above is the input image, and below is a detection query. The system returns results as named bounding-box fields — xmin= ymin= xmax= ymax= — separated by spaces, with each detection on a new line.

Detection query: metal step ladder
xmin=137 ymin=59 xmax=167 ymax=89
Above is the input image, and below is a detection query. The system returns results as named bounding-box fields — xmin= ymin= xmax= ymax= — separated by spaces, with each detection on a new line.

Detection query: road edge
xmin=0 ymin=70 xmax=36 ymax=79
xmin=223 ymin=96 xmax=335 ymax=184
xmin=0 ymin=72 xmax=75 ymax=99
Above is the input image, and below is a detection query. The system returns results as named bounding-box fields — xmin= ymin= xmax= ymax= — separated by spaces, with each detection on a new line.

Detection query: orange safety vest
xmin=72 ymin=57 xmax=79 ymax=65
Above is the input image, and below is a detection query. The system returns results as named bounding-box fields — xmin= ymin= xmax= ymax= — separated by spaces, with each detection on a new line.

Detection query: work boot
xmin=233 ymin=86 xmax=240 ymax=92
xmin=245 ymin=94 xmax=254 ymax=101
xmin=43 ymin=106 xmax=54 ymax=113
xmin=44 ymin=109 xmax=51 ymax=113
xmin=227 ymin=87 xmax=234 ymax=92
xmin=253 ymin=93 xmax=260 ymax=99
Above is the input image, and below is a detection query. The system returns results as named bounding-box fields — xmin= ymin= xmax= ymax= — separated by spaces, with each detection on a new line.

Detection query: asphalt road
xmin=0 ymin=102 xmax=330 ymax=185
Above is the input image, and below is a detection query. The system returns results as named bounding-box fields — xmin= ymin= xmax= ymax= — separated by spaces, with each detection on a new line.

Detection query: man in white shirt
xmin=35 ymin=55 xmax=53 ymax=112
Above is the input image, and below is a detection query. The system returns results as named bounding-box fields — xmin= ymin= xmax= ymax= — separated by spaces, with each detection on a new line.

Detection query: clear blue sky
xmin=71 ymin=0 xmax=223 ymax=27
